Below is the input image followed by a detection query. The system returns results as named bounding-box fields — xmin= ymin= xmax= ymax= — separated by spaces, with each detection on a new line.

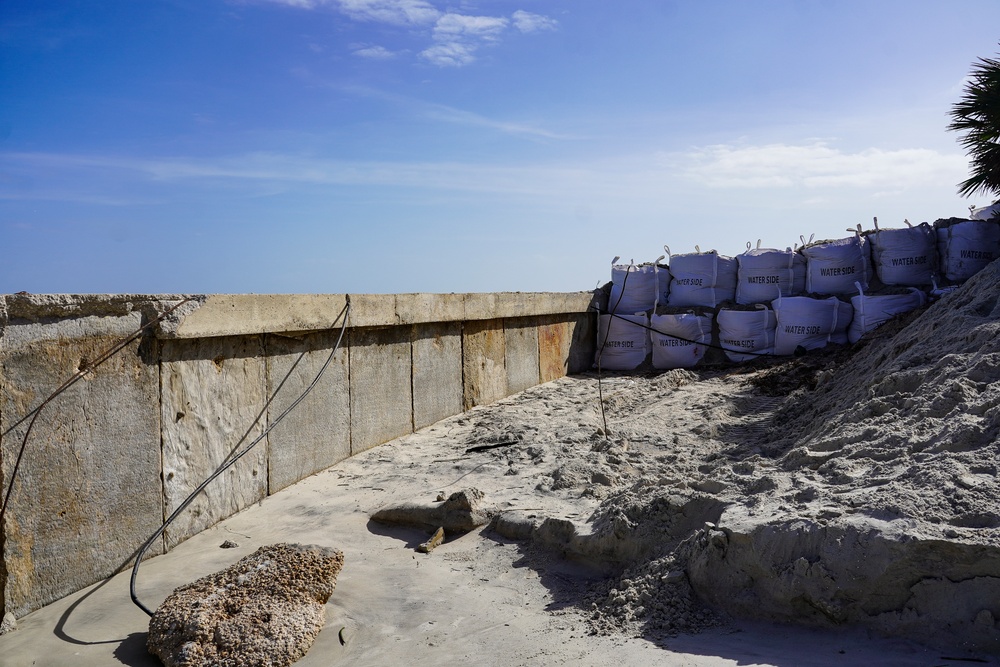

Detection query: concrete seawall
xmin=0 ymin=292 xmax=596 ymax=619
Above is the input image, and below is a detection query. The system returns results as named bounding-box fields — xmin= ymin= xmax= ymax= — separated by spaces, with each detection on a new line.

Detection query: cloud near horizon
xmin=675 ymin=141 xmax=967 ymax=190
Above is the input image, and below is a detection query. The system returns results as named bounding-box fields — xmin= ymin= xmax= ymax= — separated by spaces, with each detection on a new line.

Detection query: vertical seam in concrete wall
xmin=459 ymin=322 xmax=466 ymax=411
xmin=263 ymin=335 xmax=272 ymax=498
xmin=346 ymin=330 xmax=354 ymax=456
xmin=157 ymin=344 xmax=167 ymax=551
xmin=409 ymin=327 xmax=415 ymax=434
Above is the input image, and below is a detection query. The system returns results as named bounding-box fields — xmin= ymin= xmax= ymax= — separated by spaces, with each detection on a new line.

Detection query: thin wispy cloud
xmin=260 ymin=0 xmax=556 ymax=67
xmin=511 ymin=10 xmax=558 ymax=33
xmin=352 ymin=44 xmax=397 ymax=59
xmin=676 ymin=141 xmax=966 ymax=190
xmin=324 ymin=83 xmax=575 ymax=139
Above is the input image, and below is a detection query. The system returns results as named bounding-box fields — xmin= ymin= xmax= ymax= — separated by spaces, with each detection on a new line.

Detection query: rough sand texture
xmin=4 ymin=263 xmax=1000 ymax=667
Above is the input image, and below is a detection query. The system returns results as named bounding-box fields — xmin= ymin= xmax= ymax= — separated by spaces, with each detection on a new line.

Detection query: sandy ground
xmin=0 ymin=370 xmax=993 ymax=666
xmin=5 ymin=262 xmax=1000 ymax=666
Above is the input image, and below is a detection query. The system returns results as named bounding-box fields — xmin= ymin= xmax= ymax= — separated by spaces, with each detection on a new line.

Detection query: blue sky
xmin=2 ymin=1 xmax=1000 ymax=295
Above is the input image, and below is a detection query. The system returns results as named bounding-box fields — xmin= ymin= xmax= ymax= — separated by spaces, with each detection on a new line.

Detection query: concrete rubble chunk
xmin=1 ymin=612 xmax=17 ymax=635
xmin=147 ymin=543 xmax=345 ymax=667
xmin=371 ymin=487 xmax=493 ymax=533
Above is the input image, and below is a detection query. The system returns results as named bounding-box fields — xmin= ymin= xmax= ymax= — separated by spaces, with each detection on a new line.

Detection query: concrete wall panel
xmin=160 ymin=336 xmax=268 ymax=549
xmin=504 ymin=320 xmax=540 ymax=395
xmin=411 ymin=323 xmax=463 ymax=430
xmin=463 ymin=319 xmax=507 ymax=409
xmin=349 ymin=327 xmax=413 ymax=454
xmin=265 ymin=331 xmax=351 ymax=494
xmin=0 ymin=317 xmax=162 ymax=617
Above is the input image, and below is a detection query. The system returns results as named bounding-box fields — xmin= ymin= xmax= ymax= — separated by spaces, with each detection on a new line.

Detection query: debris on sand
xmin=148 ymin=543 xmax=344 ymax=667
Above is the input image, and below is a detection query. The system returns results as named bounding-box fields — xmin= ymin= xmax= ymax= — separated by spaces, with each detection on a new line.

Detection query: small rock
xmin=0 ymin=612 xmax=16 ymax=635
xmin=148 ymin=543 xmax=344 ymax=667
xmin=220 ymin=540 xmax=239 ymax=549
xmin=974 ymin=609 xmax=995 ymax=626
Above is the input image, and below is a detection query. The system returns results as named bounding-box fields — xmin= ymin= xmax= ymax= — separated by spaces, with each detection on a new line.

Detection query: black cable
xmin=0 ymin=298 xmax=196 ymax=530
xmin=595 ymin=263 xmax=633 ymax=437
xmin=129 ymin=297 xmax=351 ymax=617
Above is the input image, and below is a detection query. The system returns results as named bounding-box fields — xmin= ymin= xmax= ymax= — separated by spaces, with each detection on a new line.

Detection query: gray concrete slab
xmin=160 ymin=336 xmax=268 ymax=549
xmin=503 ymin=320 xmax=540 ymax=394
xmin=462 ymin=319 xmax=507 ymax=409
xmin=0 ymin=315 xmax=162 ymax=618
xmin=349 ymin=327 xmax=413 ymax=454
xmin=411 ymin=323 xmax=463 ymax=430
xmin=265 ymin=331 xmax=351 ymax=494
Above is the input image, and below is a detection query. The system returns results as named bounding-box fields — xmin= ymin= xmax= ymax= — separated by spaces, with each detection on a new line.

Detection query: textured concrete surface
xmin=166 ymin=292 xmax=595 ymax=338
xmin=0 ymin=314 xmax=162 ymax=618
xmin=411 ymin=323 xmax=462 ymax=431
xmin=265 ymin=331 xmax=350 ymax=494
xmin=504 ymin=320 xmax=540 ymax=394
xmin=160 ymin=336 xmax=268 ymax=549
xmin=0 ymin=292 xmax=594 ymax=621
xmin=349 ymin=327 xmax=413 ymax=454
xmin=463 ymin=319 xmax=507 ymax=410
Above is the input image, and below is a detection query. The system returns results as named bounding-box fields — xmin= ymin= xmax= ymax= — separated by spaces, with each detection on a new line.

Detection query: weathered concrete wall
xmin=265 ymin=331 xmax=351 ymax=494
xmin=463 ymin=319 xmax=507 ymax=410
xmin=160 ymin=336 xmax=268 ymax=549
xmin=0 ymin=291 xmax=596 ymax=618
xmin=411 ymin=323 xmax=463 ymax=431
xmin=349 ymin=327 xmax=413 ymax=455
xmin=0 ymin=305 xmax=164 ymax=618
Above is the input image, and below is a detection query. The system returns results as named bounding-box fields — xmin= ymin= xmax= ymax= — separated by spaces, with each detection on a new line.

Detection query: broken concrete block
xmin=371 ymin=488 xmax=493 ymax=533
xmin=148 ymin=543 xmax=344 ymax=667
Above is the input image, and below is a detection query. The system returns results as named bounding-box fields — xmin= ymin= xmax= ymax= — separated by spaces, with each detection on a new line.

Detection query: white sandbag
xmin=608 ymin=262 xmax=659 ymax=314
xmin=650 ymin=312 xmax=713 ymax=369
xmin=800 ymin=234 xmax=871 ymax=294
xmin=970 ymin=202 xmax=1000 ymax=221
xmin=848 ymin=285 xmax=926 ymax=344
xmin=717 ymin=305 xmax=776 ymax=362
xmin=869 ymin=221 xmax=937 ymax=286
xmin=595 ymin=313 xmax=649 ymax=370
xmin=773 ymin=296 xmax=853 ymax=355
xmin=935 ymin=218 xmax=1000 ymax=283
xmin=736 ymin=242 xmax=806 ymax=304
xmin=666 ymin=247 xmax=737 ymax=308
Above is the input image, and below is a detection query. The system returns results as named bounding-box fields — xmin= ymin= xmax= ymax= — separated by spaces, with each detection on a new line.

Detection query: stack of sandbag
xmin=735 ymin=241 xmax=806 ymax=304
xmin=773 ymin=295 xmax=853 ymax=355
xmin=608 ymin=261 xmax=662 ymax=314
xmin=848 ymin=284 xmax=927 ymax=344
xmin=868 ymin=220 xmax=938 ymax=287
xmin=595 ymin=313 xmax=649 ymax=371
xmin=935 ymin=217 xmax=1000 ymax=283
xmin=799 ymin=233 xmax=871 ymax=294
xmin=666 ymin=247 xmax=737 ymax=308
xmin=717 ymin=304 xmax=777 ymax=362
xmin=649 ymin=311 xmax=713 ymax=369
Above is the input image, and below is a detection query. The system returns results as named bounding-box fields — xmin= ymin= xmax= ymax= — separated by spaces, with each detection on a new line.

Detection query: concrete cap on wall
xmin=1 ymin=292 xmax=597 ymax=339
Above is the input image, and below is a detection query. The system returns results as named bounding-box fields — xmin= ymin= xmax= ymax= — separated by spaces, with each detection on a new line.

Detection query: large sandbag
xmin=736 ymin=242 xmax=806 ymax=304
xmin=595 ymin=313 xmax=649 ymax=371
xmin=848 ymin=285 xmax=927 ymax=344
xmin=935 ymin=217 xmax=1000 ymax=283
xmin=800 ymin=234 xmax=871 ymax=294
xmin=717 ymin=305 xmax=776 ymax=362
xmin=608 ymin=261 xmax=661 ymax=314
xmin=773 ymin=296 xmax=853 ymax=355
xmin=970 ymin=202 xmax=1000 ymax=221
xmin=868 ymin=220 xmax=937 ymax=286
xmin=666 ymin=247 xmax=737 ymax=308
xmin=650 ymin=312 xmax=713 ymax=369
